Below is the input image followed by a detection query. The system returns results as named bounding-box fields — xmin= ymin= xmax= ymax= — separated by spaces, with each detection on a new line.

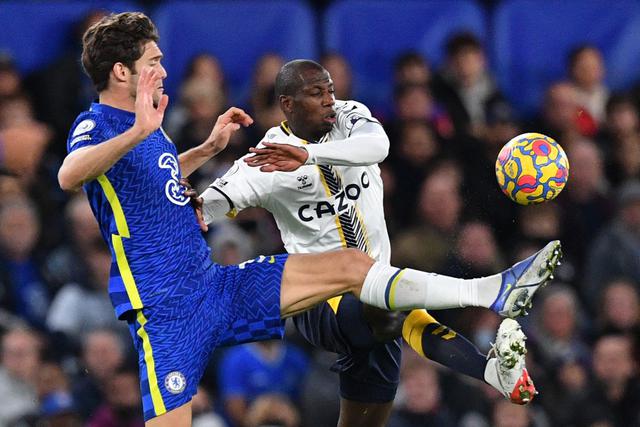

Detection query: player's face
xmin=130 ymin=41 xmax=166 ymax=105
xmin=290 ymin=69 xmax=336 ymax=140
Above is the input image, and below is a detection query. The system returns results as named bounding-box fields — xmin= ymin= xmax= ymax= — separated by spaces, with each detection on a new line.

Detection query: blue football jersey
xmin=67 ymin=103 xmax=213 ymax=318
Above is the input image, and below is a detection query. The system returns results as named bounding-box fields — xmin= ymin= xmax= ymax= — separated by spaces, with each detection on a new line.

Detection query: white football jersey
xmin=210 ymin=100 xmax=391 ymax=263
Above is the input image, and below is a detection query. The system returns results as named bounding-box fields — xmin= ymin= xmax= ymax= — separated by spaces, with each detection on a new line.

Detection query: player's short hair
xmin=81 ymin=12 xmax=159 ymax=92
xmin=275 ymin=59 xmax=326 ymax=98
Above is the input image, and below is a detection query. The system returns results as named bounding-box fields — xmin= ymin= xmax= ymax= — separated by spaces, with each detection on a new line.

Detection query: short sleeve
xmin=67 ymin=114 xmax=112 ymax=154
xmin=210 ymin=156 xmax=274 ymax=213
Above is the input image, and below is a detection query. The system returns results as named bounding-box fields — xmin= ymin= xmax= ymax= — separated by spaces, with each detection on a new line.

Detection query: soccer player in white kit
xmin=199 ymin=60 xmax=560 ymax=426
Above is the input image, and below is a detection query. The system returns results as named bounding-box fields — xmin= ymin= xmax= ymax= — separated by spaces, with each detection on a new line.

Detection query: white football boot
xmin=484 ymin=318 xmax=537 ymax=405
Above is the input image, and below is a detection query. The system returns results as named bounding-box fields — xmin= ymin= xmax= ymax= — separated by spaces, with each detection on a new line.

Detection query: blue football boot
xmin=490 ymin=240 xmax=562 ymax=317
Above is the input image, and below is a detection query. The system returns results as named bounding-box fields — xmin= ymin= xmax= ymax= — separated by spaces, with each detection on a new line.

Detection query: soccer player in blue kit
xmin=59 ymin=13 xmax=560 ymax=427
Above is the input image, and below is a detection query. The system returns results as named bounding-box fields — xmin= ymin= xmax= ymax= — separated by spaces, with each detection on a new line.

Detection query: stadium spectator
xmin=387 ymin=360 xmax=456 ymax=427
xmin=437 ymin=221 xmax=505 ymax=341
xmin=0 ymin=55 xmax=23 ymax=99
xmin=218 ymin=340 xmax=309 ymax=427
xmin=46 ymin=239 xmax=123 ymax=344
xmin=431 ymin=32 xmax=505 ymax=139
xmin=393 ymin=51 xmax=431 ymax=88
xmin=249 ymin=53 xmax=285 ymax=134
xmin=0 ymin=101 xmax=51 ymax=179
xmin=535 ymin=81 xmax=597 ymax=144
xmin=299 ymin=351 xmax=340 ymax=427
xmin=321 ymin=52 xmax=353 ymax=100
xmin=86 ymin=365 xmax=144 ymax=427
xmin=43 ymin=193 xmax=100 ymax=290
xmin=568 ymin=45 xmax=609 ymax=125
xmin=528 ymin=285 xmax=591 ymax=373
xmin=0 ymin=198 xmax=50 ymax=328
xmin=72 ymin=329 xmax=127 ymax=421
xmin=191 ymin=385 xmax=225 ymax=427
xmin=575 ymin=334 xmax=640 ymax=427
xmin=597 ymin=278 xmax=640 ymax=336
xmin=165 ymin=53 xmax=227 ymax=137
xmin=244 ymin=394 xmax=301 ymax=427
xmin=387 ymin=120 xmax=442 ymax=224
xmin=491 ymin=397 xmax=537 ymax=427
xmin=0 ymin=327 xmax=43 ymax=424
xmin=584 ymin=180 xmax=640 ymax=311
xmin=25 ymin=10 xmax=107 ymax=160
xmin=600 ymin=94 xmax=640 ymax=186
xmin=390 ymin=83 xmax=454 ymax=141
xmin=392 ymin=164 xmax=462 ymax=270
xmin=38 ymin=390 xmax=81 ymax=427
xmin=443 ymin=220 xmax=505 ymax=278
xmin=560 ymin=139 xmax=613 ymax=282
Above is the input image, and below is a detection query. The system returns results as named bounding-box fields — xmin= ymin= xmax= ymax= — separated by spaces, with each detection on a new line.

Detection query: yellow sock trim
xmin=402 ymin=310 xmax=438 ymax=358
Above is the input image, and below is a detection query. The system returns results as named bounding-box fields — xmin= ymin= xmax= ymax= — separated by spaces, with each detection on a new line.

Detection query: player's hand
xmin=180 ymin=178 xmax=208 ymax=232
xmin=244 ymin=142 xmax=308 ymax=172
xmin=133 ymin=67 xmax=168 ymax=137
xmin=203 ymin=107 xmax=253 ymax=157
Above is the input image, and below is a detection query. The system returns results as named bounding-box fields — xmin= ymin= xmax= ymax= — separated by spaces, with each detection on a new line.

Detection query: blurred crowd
xmin=0 ymin=8 xmax=639 ymax=427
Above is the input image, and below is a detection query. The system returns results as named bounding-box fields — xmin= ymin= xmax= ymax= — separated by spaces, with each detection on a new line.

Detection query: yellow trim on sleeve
xmin=136 ymin=311 xmax=166 ymax=416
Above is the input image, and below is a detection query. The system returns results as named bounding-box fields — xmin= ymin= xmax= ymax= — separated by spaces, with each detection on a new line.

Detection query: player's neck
xmin=98 ymin=90 xmax=135 ymax=113
xmin=288 ymin=123 xmax=324 ymax=143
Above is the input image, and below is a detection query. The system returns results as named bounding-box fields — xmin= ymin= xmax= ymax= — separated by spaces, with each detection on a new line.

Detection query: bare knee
xmin=335 ymin=248 xmax=374 ymax=290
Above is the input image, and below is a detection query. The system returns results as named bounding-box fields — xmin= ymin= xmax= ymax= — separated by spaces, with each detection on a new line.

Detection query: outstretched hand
xmin=204 ymin=107 xmax=254 ymax=156
xmin=134 ymin=67 xmax=168 ymax=137
xmin=244 ymin=142 xmax=309 ymax=172
xmin=180 ymin=178 xmax=208 ymax=232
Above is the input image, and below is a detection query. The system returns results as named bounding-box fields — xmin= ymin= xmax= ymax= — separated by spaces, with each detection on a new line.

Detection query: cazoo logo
xmin=298 ymin=172 xmax=369 ymax=222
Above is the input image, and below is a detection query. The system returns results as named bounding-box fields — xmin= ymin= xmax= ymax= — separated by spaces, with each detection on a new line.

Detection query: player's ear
xmin=280 ymin=95 xmax=293 ymax=114
xmin=112 ymin=62 xmax=130 ymax=83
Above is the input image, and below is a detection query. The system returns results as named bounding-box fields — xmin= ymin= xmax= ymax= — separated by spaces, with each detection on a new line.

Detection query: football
xmin=495 ymin=132 xmax=569 ymax=205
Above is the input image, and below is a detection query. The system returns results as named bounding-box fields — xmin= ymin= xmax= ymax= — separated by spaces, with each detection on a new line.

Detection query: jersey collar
xmin=279 ymin=121 xmax=329 ymax=144
xmin=90 ymin=102 xmax=136 ymax=123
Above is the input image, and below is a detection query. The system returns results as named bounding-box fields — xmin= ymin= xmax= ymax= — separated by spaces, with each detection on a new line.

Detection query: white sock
xmin=359 ymin=262 xmax=503 ymax=310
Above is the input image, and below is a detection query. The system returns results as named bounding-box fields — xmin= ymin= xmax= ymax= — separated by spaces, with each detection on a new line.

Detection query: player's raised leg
xmin=279 ymin=241 xmax=562 ymax=318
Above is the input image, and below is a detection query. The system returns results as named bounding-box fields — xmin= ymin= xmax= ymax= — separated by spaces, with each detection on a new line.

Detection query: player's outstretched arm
xmin=245 ymin=121 xmax=389 ymax=172
xmin=58 ymin=67 xmax=168 ymax=191
xmin=178 ymin=107 xmax=253 ymax=177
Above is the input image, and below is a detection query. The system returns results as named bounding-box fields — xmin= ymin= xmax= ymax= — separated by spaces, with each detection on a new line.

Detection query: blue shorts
xmin=292 ymin=293 xmax=402 ymax=403
xmin=126 ymin=254 xmax=288 ymax=421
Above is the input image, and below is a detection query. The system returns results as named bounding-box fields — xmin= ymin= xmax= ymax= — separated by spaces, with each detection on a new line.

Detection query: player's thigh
xmin=145 ymin=402 xmax=192 ymax=427
xmin=281 ymin=249 xmax=374 ymax=316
